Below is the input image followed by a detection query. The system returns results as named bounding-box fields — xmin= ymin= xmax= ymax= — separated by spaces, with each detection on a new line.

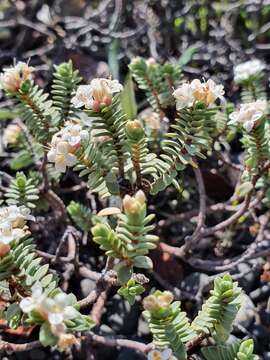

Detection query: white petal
xmin=55 ymin=159 xmax=67 ymax=173
xmin=243 ymin=121 xmax=254 ymax=132
xmin=56 ymin=141 xmax=69 ymax=155
xmin=110 ymin=80 xmax=123 ymax=93
xmin=54 ymin=293 xmax=68 ymax=307
xmin=32 ymin=283 xmax=43 ymax=298
xmin=42 ymin=298 xmax=55 ymax=312
xmin=65 ymin=153 xmax=77 ymax=167
xmin=162 ymin=349 xmax=173 ymax=359
xmin=20 ymin=298 xmax=34 ymax=313
xmin=47 ymin=149 xmax=56 ymax=162
xmin=48 ymin=312 xmax=64 ymax=325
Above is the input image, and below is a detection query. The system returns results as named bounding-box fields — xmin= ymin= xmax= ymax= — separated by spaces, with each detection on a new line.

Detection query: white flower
xmin=0 ymin=221 xmax=25 ymax=244
xmin=173 ymin=83 xmax=195 ymax=110
xmin=3 ymin=124 xmax=21 ymax=147
xmin=48 ymin=123 xmax=87 ymax=173
xmin=71 ymin=78 xmax=123 ymax=111
xmin=0 ymin=205 xmax=33 ymax=244
xmin=234 ymin=59 xmax=265 ymax=83
xmin=20 ymin=286 xmax=79 ymax=327
xmin=48 ymin=140 xmax=77 ymax=173
xmin=42 ymin=292 xmax=78 ymax=325
xmin=20 ymin=283 xmax=46 ymax=314
xmin=203 ymin=79 xmax=225 ymax=105
xmin=229 ymin=99 xmax=267 ymax=132
xmin=0 ymin=205 xmax=33 ymax=227
xmin=148 ymin=349 xmax=173 ymax=360
xmin=0 ymin=61 xmax=34 ymax=92
xmin=70 ymin=85 xmax=93 ymax=109
xmin=173 ymin=79 xmax=224 ymax=110
xmin=61 ymin=123 xmax=88 ymax=146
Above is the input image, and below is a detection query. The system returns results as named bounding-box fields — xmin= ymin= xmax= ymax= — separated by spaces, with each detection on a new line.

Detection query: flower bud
xmin=126 ymin=120 xmax=145 ymax=142
xmin=3 ymin=124 xmax=21 ymax=147
xmin=146 ymin=57 xmax=157 ymax=66
xmin=143 ymin=294 xmax=159 ymax=311
xmin=158 ymin=291 xmax=174 ymax=307
xmin=0 ymin=62 xmax=34 ymax=93
xmin=0 ymin=243 xmax=10 ymax=257
xmin=143 ymin=290 xmax=174 ymax=312
xmin=134 ymin=190 xmax=146 ymax=205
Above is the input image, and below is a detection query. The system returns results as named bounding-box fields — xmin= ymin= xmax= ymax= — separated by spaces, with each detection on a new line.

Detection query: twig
xmin=84 ymin=333 xmax=152 ymax=354
xmin=0 ymin=340 xmax=41 ymax=352
xmin=188 ymin=167 xmax=206 ymax=241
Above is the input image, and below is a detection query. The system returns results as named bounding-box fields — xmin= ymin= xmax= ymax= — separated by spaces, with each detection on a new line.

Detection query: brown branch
xmin=188 ymin=166 xmax=206 ymax=242
xmin=0 ymin=340 xmax=41 ymax=352
xmin=84 ymin=333 xmax=152 ymax=354
xmin=185 ymin=333 xmax=208 ymax=352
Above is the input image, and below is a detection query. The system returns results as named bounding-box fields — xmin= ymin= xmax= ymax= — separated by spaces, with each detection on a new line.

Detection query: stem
xmin=20 ymin=94 xmax=50 ymax=136
xmin=133 ymin=142 xmax=142 ymax=188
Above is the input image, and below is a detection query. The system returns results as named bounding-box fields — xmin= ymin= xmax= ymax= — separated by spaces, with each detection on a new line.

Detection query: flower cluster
xmin=0 ymin=205 xmax=33 ymax=256
xmin=143 ymin=290 xmax=174 ymax=312
xmin=48 ymin=122 xmax=88 ymax=173
xmin=234 ymin=59 xmax=265 ymax=83
xmin=0 ymin=61 xmax=34 ymax=93
xmin=229 ymin=99 xmax=268 ymax=132
xmin=122 ymin=190 xmax=146 ymax=216
xmin=173 ymin=79 xmax=224 ymax=110
xmin=71 ymin=78 xmax=123 ymax=112
xmin=20 ymin=283 xmax=78 ymax=325
xmin=3 ymin=123 xmax=21 ymax=147
xmin=20 ymin=283 xmax=80 ymax=350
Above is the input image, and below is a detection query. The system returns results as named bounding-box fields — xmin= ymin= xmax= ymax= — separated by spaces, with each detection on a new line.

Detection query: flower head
xmin=71 ymin=78 xmax=123 ymax=111
xmin=3 ymin=124 xmax=21 ymax=147
xmin=20 ymin=286 xmax=79 ymax=326
xmin=148 ymin=349 xmax=173 ymax=360
xmin=0 ymin=61 xmax=34 ymax=92
xmin=48 ymin=123 xmax=87 ymax=173
xmin=123 ymin=190 xmax=146 ymax=215
xmin=0 ymin=205 xmax=33 ymax=246
xmin=229 ymin=99 xmax=267 ymax=132
xmin=234 ymin=59 xmax=265 ymax=83
xmin=143 ymin=291 xmax=174 ymax=312
xmin=173 ymin=79 xmax=224 ymax=110
xmin=42 ymin=292 xmax=78 ymax=325
xmin=20 ymin=283 xmax=47 ymax=314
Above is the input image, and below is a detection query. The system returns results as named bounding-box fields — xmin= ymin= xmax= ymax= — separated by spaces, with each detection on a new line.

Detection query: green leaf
xmin=202 ymin=342 xmax=240 ymax=360
xmin=10 ymin=150 xmax=33 ymax=170
xmin=116 ymin=263 xmax=133 ymax=284
xmin=236 ymin=182 xmax=253 ymax=198
xmin=178 ymin=46 xmax=197 ymax=66
xmin=133 ymin=255 xmax=153 ymax=269
xmin=39 ymin=322 xmax=58 ymax=347
xmin=6 ymin=303 xmax=21 ymax=321
xmin=0 ymin=109 xmax=18 ymax=120
xmin=121 ymin=72 xmax=137 ymax=119
xmin=108 ymin=39 xmax=120 ymax=80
